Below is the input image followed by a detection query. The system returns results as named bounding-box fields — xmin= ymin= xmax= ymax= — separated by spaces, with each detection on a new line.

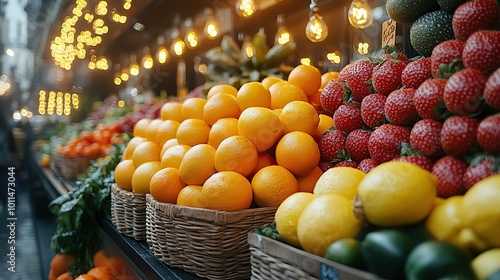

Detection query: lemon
xmin=425 ymin=196 xmax=463 ymax=243
xmin=275 ymin=192 xmax=315 ymax=248
xmin=354 ymin=161 xmax=438 ymax=227
xmin=461 ymin=174 xmax=500 ymax=247
xmin=297 ymin=193 xmax=362 ymax=257
xmin=313 ymin=167 xmax=365 ymax=199
xmin=472 ymin=248 xmax=500 ymax=280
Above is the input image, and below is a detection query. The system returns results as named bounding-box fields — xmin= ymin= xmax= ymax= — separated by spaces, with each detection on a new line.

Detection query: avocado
xmin=324 ymin=238 xmax=366 ymax=270
xmin=410 ymin=10 xmax=454 ymax=57
xmin=437 ymin=0 xmax=468 ymax=12
xmin=386 ymin=0 xmax=440 ymax=23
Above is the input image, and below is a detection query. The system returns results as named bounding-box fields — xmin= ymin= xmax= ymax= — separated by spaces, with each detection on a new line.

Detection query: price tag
xmin=320 ymin=263 xmax=339 ymax=280
xmin=382 ymin=19 xmax=397 ymax=48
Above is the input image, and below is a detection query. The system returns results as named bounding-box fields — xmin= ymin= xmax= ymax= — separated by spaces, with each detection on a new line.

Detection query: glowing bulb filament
xmin=306 ymin=13 xmax=328 ymax=42
xmin=348 ymin=0 xmax=373 ymax=29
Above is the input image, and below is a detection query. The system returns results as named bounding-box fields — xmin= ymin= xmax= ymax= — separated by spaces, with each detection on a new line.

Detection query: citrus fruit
xmin=354 ymin=161 xmax=438 ymax=227
xmin=268 ymin=81 xmax=309 ymax=110
xmin=176 ymin=118 xmax=210 ymax=146
xmin=177 ymin=185 xmax=204 ymax=208
xmin=279 ymin=100 xmax=320 ymax=135
xmin=74 ymin=274 xmax=96 ymax=280
xmin=472 ymin=248 xmax=500 ymax=280
xmin=114 ymin=159 xmax=136 ymax=191
xmin=321 ymin=71 xmax=340 ymax=89
xmin=275 ymin=192 xmax=315 ymax=248
xmin=131 ymin=161 xmax=162 ymax=194
xmin=86 ymin=266 xmax=114 ymax=280
xmin=203 ymin=92 xmax=241 ymax=125
xmin=178 ymin=144 xmax=217 ymax=185
xmin=206 ymin=84 xmax=238 ymax=99
xmin=275 ymin=131 xmax=320 ymax=176
xmin=208 ymin=118 xmax=239 ymax=149
xmin=214 ymin=135 xmax=258 ymax=176
xmin=55 ymin=272 xmax=73 ymax=280
xmin=287 ymin=64 xmax=322 ymax=96
xmin=160 ymin=101 xmax=183 ymax=122
xmin=131 ymin=141 xmax=161 ymax=168
xmin=238 ymin=107 xmax=283 ymax=152
xmin=160 ymin=144 xmax=191 ymax=169
xmin=236 ymin=81 xmax=271 ymax=110
xmin=261 ymin=76 xmax=284 ymax=89
xmin=297 ymin=193 xmax=363 ymax=256
xmin=133 ymin=118 xmax=152 ymax=137
xmin=313 ymin=167 xmax=366 ymax=199
xmin=296 ymin=166 xmax=323 ymax=193
xmin=314 ymin=114 xmax=334 ymax=141
xmin=461 ymin=174 xmax=500 ymax=247
xmin=155 ymin=120 xmax=180 ymax=147
xmin=150 ymin=167 xmax=186 ymax=204
xmin=181 ymin=97 xmax=207 ymax=120
xmin=202 ymin=171 xmax=253 ymax=211
xmin=50 ymin=253 xmax=75 ymax=278
xmin=249 ymin=152 xmax=277 ymax=178
xmin=308 ymin=89 xmax=322 ymax=112
xmin=425 ymin=196 xmax=463 ymax=246
xmin=160 ymin=138 xmax=179 ymax=158
xmin=145 ymin=118 xmax=164 ymax=142
xmin=251 ymin=165 xmax=299 ymax=207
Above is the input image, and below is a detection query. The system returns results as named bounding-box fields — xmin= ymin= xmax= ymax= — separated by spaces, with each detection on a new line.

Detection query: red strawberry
xmin=392 ymin=155 xmax=433 ymax=171
xmin=318 ymin=129 xmax=346 ymax=162
xmin=401 ymin=57 xmax=432 ymax=89
xmin=368 ymin=124 xmax=411 ymax=164
xmin=477 ymin=114 xmax=500 ymax=154
xmin=379 ymin=51 xmax=410 ymax=64
xmin=346 ymin=129 xmax=372 ymax=162
xmin=452 ymin=0 xmax=500 ymax=41
xmin=464 ymin=156 xmax=500 ymax=189
xmin=410 ymin=119 xmax=443 ymax=157
xmin=358 ymin=158 xmax=377 ymax=173
xmin=441 ymin=116 xmax=480 ymax=157
xmin=443 ymin=68 xmax=488 ymax=116
xmin=361 ymin=94 xmax=387 ymax=129
xmin=413 ymin=78 xmax=448 ymax=120
xmin=318 ymin=161 xmax=335 ymax=172
xmin=384 ymin=88 xmax=419 ymax=126
xmin=334 ymin=104 xmax=363 ymax=133
xmin=335 ymin=160 xmax=359 ymax=168
xmin=320 ymin=78 xmax=345 ymax=114
xmin=484 ymin=68 xmax=500 ymax=110
xmin=462 ymin=30 xmax=500 ymax=75
xmin=372 ymin=58 xmax=408 ymax=95
xmin=339 ymin=59 xmax=376 ymax=101
xmin=430 ymin=40 xmax=465 ymax=78
xmin=431 ymin=156 xmax=468 ymax=198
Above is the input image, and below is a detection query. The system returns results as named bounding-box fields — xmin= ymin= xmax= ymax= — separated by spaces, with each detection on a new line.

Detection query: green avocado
xmin=437 ymin=0 xmax=468 ymax=12
xmin=410 ymin=10 xmax=454 ymax=57
xmin=386 ymin=0 xmax=440 ymax=23
xmin=324 ymin=238 xmax=366 ymax=270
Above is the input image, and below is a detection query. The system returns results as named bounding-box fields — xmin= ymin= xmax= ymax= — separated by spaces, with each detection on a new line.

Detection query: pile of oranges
xmin=114 ymin=65 xmax=338 ymax=211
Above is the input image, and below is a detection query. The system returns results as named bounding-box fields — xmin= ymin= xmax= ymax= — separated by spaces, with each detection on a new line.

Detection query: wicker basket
xmin=111 ymin=184 xmax=147 ymax=241
xmin=146 ymin=194 xmax=277 ymax=280
xmin=248 ymin=232 xmax=379 ymax=280
xmin=50 ymin=150 xmax=93 ymax=180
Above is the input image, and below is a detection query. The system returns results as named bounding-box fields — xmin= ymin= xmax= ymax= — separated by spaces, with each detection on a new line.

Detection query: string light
xmin=129 ymin=54 xmax=140 ymax=76
xmin=184 ymin=18 xmax=199 ymax=49
xmin=38 ymin=89 xmax=80 ymax=115
xmin=274 ymin=14 xmax=293 ymax=45
xmin=348 ymin=0 xmax=373 ymax=29
xmin=170 ymin=27 xmax=185 ymax=57
xmin=204 ymin=8 xmax=219 ymax=40
xmin=327 ymin=51 xmax=341 ymax=64
xmin=305 ymin=0 xmax=328 ymax=43
xmin=142 ymin=47 xmax=154 ymax=69
xmin=235 ymin=0 xmax=257 ymax=18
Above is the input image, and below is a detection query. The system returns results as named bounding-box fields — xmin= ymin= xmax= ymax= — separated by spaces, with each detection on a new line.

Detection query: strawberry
xmin=357 ymin=158 xmax=377 ymax=173
xmin=320 ymin=78 xmax=345 ymax=114
xmin=431 ymin=156 xmax=468 ymax=198
xmin=443 ymin=68 xmax=488 ymax=116
xmin=346 ymin=129 xmax=372 ymax=162
xmin=371 ymin=58 xmax=408 ymax=96
xmin=339 ymin=59 xmax=376 ymax=101
xmin=452 ymin=0 xmax=500 ymax=41
xmin=477 ymin=114 xmax=500 ymax=154
xmin=318 ymin=161 xmax=335 ymax=172
xmin=401 ymin=57 xmax=432 ymax=89
xmin=318 ymin=129 xmax=346 ymax=162
xmin=392 ymin=155 xmax=433 ymax=171
xmin=410 ymin=119 xmax=443 ymax=157
xmin=464 ymin=156 xmax=500 ymax=189
xmin=462 ymin=30 xmax=500 ymax=75
xmin=440 ymin=116 xmax=480 ymax=157
xmin=484 ymin=68 xmax=500 ymax=110
xmin=335 ymin=160 xmax=359 ymax=168
xmin=361 ymin=94 xmax=387 ymax=129
xmin=333 ymin=104 xmax=363 ymax=133
xmin=413 ymin=78 xmax=448 ymax=120
xmin=384 ymin=88 xmax=419 ymax=126
xmin=430 ymin=40 xmax=465 ymax=78
xmin=379 ymin=51 xmax=410 ymax=64
xmin=368 ymin=124 xmax=411 ymax=164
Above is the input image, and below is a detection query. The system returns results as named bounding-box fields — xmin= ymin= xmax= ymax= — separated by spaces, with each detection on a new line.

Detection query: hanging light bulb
xmin=129 ymin=54 xmax=140 ymax=76
xmin=142 ymin=47 xmax=154 ymax=69
xmin=348 ymin=0 xmax=373 ymax=29
xmin=170 ymin=27 xmax=185 ymax=57
xmin=114 ymin=72 xmax=122 ymax=85
xmin=235 ymin=0 xmax=257 ymax=18
xmin=305 ymin=0 xmax=328 ymax=43
xmin=274 ymin=14 xmax=293 ymax=45
xmin=120 ymin=66 xmax=129 ymax=81
xmin=240 ymin=35 xmax=254 ymax=61
xmin=156 ymin=36 xmax=170 ymax=64
xmin=204 ymin=8 xmax=219 ymax=40
xmin=184 ymin=18 xmax=199 ymax=49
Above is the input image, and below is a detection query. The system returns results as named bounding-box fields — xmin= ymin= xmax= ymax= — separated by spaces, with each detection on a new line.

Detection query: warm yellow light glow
xmin=114 ymin=76 xmax=122 ymax=85
xmin=130 ymin=63 xmax=140 ymax=76
xmin=118 ymin=100 xmax=125 ymax=107
xmin=120 ymin=68 xmax=129 ymax=81
xmin=171 ymin=38 xmax=185 ymax=57
xmin=142 ymin=53 xmax=154 ymax=69
xmin=348 ymin=0 xmax=373 ymax=29
xmin=357 ymin=42 xmax=370 ymax=54
xmin=235 ymin=0 xmax=257 ymax=18
xmin=204 ymin=9 xmax=219 ymax=39
xmin=305 ymin=12 xmax=328 ymax=42
xmin=327 ymin=51 xmax=341 ymax=64
xmin=300 ymin=57 xmax=311 ymax=66
xmin=156 ymin=46 xmax=169 ymax=64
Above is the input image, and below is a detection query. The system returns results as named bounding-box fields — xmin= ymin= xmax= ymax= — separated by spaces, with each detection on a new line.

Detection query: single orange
xmin=160 ymin=138 xmax=179 ymax=158
xmin=150 ymin=167 xmax=186 ymax=204
xmin=55 ymin=272 xmax=74 ymax=280
xmin=279 ymin=101 xmax=320 ymax=135
xmin=133 ymin=118 xmax=152 ymax=137
xmin=214 ymin=135 xmax=258 ymax=177
xmin=251 ymin=165 xmax=299 ymax=207
xmin=131 ymin=161 xmax=162 ymax=194
xmin=203 ymin=92 xmax=241 ymax=125
xmin=122 ymin=136 xmax=147 ymax=160
xmin=296 ymin=166 xmax=323 ymax=193
xmin=261 ymin=76 xmax=285 ymax=89
xmin=50 ymin=253 xmax=75 ymax=278
xmin=308 ymin=89 xmax=322 ymax=112
xmin=202 ymin=171 xmax=253 ymax=211
xmin=314 ymin=114 xmax=334 ymax=142
xmin=86 ymin=266 xmax=114 ymax=280
xmin=74 ymin=274 xmax=96 ymax=280
xmin=287 ymin=64 xmax=322 ymax=96
xmin=275 ymin=131 xmax=320 ymax=176
xmin=236 ymin=82 xmax=271 ymax=111
xmin=182 ymin=97 xmax=207 ymax=120
xmin=145 ymin=118 xmax=164 ymax=142
xmin=178 ymin=144 xmax=217 ymax=185
xmin=160 ymin=144 xmax=191 ymax=169
xmin=114 ymin=159 xmax=136 ymax=191
xmin=208 ymin=118 xmax=239 ymax=149
xmin=238 ymin=107 xmax=283 ymax=153
xmin=176 ymin=118 xmax=211 ymax=146
xmin=131 ymin=141 xmax=161 ymax=168
xmin=156 ymin=120 xmax=180 ymax=147
xmin=177 ymin=185 xmax=204 ymax=208
xmin=160 ymin=101 xmax=183 ymax=122
xmin=93 ymin=249 xmax=127 ymax=275
xmin=268 ymin=81 xmax=308 ymax=109
xmin=321 ymin=71 xmax=340 ymax=89
xmin=249 ymin=152 xmax=277 ymax=178
xmin=206 ymin=84 xmax=238 ymax=99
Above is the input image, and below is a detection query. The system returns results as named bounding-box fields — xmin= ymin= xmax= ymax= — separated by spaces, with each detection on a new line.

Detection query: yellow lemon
xmin=275 ymin=192 xmax=315 ymax=248
xmin=313 ymin=167 xmax=365 ymax=200
xmin=472 ymin=248 xmax=500 ymax=280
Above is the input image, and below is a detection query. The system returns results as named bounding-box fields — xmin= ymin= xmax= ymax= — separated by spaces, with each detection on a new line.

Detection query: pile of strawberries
xmin=318 ymin=0 xmax=499 ymax=198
